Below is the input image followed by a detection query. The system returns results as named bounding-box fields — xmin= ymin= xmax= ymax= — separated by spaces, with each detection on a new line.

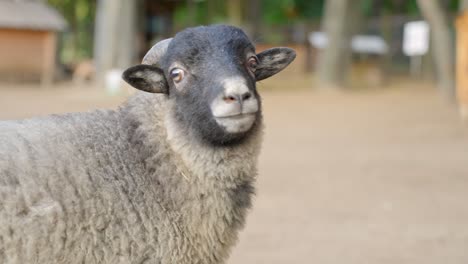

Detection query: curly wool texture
xmin=0 ymin=92 xmax=262 ymax=264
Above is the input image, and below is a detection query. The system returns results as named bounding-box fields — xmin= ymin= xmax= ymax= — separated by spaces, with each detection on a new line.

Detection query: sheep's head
xmin=123 ymin=25 xmax=296 ymax=146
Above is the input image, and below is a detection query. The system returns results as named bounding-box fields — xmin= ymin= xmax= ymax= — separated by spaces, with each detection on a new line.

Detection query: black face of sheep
xmin=123 ymin=25 xmax=296 ymax=146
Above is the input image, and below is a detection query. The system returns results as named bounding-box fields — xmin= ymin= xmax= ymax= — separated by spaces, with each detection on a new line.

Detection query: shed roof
xmin=0 ymin=0 xmax=67 ymax=31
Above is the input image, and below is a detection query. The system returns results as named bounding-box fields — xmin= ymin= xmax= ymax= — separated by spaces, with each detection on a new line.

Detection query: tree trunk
xmin=416 ymin=0 xmax=455 ymax=99
xmin=94 ymin=0 xmax=121 ymax=82
xmin=116 ymin=0 xmax=137 ymax=68
xmin=316 ymin=0 xmax=359 ymax=89
xmin=460 ymin=0 xmax=468 ymax=11
xmin=248 ymin=0 xmax=261 ymax=40
xmin=94 ymin=0 xmax=138 ymax=83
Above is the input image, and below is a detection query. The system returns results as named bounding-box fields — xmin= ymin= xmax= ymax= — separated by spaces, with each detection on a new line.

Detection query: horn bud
xmin=142 ymin=38 xmax=173 ymax=65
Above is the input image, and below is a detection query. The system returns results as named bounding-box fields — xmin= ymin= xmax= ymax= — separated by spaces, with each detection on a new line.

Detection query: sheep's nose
xmin=223 ymin=91 xmax=252 ymax=104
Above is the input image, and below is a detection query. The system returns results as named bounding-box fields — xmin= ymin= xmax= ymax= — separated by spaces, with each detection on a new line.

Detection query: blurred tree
xmin=205 ymin=0 xmax=226 ymax=23
xmin=186 ymin=0 xmax=197 ymax=26
xmin=461 ymin=0 xmax=468 ymax=10
xmin=227 ymin=0 xmax=242 ymax=26
xmin=47 ymin=0 xmax=96 ymax=62
xmin=94 ymin=0 xmax=119 ymax=80
xmin=94 ymin=0 xmax=137 ymax=81
xmin=294 ymin=0 xmax=324 ymax=19
xmin=416 ymin=0 xmax=455 ymax=98
xmin=206 ymin=0 xmax=216 ymax=22
xmin=174 ymin=0 xmax=227 ymax=28
xmin=247 ymin=0 xmax=262 ymax=39
xmin=316 ymin=0 xmax=362 ymax=88
xmin=261 ymin=0 xmax=296 ymax=25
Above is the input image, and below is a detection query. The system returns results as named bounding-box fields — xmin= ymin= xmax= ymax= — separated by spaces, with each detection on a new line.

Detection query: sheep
xmin=0 ymin=25 xmax=296 ymax=264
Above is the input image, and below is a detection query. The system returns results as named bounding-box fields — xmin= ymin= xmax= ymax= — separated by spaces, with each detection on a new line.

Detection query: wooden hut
xmin=0 ymin=0 xmax=66 ymax=86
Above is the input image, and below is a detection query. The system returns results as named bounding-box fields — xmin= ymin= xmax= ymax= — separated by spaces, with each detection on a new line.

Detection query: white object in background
xmin=403 ymin=21 xmax=430 ymax=77
xmin=309 ymin=32 xmax=328 ymax=49
xmin=403 ymin=21 xmax=430 ymax=56
xmin=105 ymin=69 xmax=124 ymax=95
xmin=351 ymin=35 xmax=388 ymax=54
xmin=309 ymin=32 xmax=388 ymax=55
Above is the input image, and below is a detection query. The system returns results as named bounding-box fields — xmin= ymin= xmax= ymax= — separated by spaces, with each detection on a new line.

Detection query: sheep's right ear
xmin=122 ymin=64 xmax=168 ymax=94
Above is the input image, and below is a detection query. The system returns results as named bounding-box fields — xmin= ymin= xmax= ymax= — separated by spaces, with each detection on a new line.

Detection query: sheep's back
xmin=0 ymin=111 xmax=162 ymax=263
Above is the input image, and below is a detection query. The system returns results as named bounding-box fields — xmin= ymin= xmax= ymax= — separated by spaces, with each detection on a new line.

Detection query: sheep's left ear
xmin=122 ymin=64 xmax=168 ymax=94
xmin=255 ymin=47 xmax=296 ymax=81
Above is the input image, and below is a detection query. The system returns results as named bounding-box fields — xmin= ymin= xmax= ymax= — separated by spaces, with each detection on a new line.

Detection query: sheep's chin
xmin=214 ymin=114 xmax=256 ymax=134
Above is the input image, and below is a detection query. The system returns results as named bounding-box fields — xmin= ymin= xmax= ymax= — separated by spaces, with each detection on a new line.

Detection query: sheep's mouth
xmin=215 ymin=112 xmax=256 ymax=119
xmin=214 ymin=113 xmax=257 ymax=134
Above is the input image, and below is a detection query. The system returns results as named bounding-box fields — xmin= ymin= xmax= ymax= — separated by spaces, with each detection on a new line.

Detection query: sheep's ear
xmin=255 ymin=47 xmax=296 ymax=81
xmin=122 ymin=64 xmax=168 ymax=94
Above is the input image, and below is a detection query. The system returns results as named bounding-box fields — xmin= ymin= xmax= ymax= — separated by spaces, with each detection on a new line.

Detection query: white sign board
xmin=403 ymin=21 xmax=430 ymax=56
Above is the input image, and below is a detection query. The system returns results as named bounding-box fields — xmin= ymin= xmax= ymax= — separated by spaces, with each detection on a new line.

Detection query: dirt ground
xmin=1 ymin=76 xmax=467 ymax=264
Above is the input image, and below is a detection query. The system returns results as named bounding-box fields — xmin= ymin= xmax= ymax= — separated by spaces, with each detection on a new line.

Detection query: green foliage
xmin=173 ymin=1 xmax=227 ymax=29
xmin=295 ymin=0 xmax=324 ymax=19
xmin=261 ymin=0 xmax=295 ymax=24
xmin=47 ymin=0 xmax=96 ymax=63
xmin=261 ymin=0 xmax=324 ymax=24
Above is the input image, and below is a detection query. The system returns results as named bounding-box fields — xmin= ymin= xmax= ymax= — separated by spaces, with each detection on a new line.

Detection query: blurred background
xmin=1 ymin=0 xmax=468 ymax=263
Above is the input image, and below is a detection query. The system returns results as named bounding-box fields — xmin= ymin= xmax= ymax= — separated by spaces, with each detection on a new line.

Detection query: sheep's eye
xmin=247 ymin=57 xmax=258 ymax=71
xmin=170 ymin=68 xmax=185 ymax=83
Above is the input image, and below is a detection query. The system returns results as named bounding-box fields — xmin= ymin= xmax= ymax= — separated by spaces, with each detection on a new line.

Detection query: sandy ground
xmin=1 ymin=77 xmax=467 ymax=264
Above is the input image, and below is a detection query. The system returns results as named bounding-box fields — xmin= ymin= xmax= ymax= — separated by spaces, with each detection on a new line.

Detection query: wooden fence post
xmin=456 ymin=11 xmax=468 ymax=120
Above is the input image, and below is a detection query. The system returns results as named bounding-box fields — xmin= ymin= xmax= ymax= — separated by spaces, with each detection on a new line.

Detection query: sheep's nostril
xmin=223 ymin=95 xmax=238 ymax=103
xmin=242 ymin=92 xmax=252 ymax=101
xmin=223 ymin=92 xmax=253 ymax=104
